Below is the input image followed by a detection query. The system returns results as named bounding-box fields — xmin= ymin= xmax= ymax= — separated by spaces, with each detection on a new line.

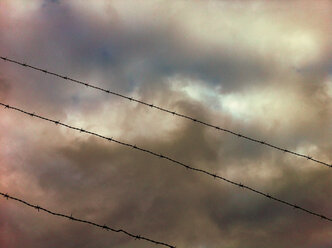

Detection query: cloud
xmin=0 ymin=78 xmax=10 ymax=99
xmin=0 ymin=0 xmax=331 ymax=248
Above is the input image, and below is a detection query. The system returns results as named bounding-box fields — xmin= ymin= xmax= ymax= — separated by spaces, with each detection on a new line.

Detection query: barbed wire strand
xmin=1 ymin=56 xmax=330 ymax=169
xmin=0 ymin=192 xmax=175 ymax=248
xmin=0 ymin=102 xmax=331 ymax=223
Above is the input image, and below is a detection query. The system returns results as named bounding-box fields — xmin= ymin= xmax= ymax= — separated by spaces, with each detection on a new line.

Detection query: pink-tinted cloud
xmin=0 ymin=1 xmax=331 ymax=247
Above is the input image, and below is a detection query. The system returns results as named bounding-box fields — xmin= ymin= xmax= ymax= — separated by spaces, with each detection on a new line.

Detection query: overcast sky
xmin=0 ymin=0 xmax=332 ymax=247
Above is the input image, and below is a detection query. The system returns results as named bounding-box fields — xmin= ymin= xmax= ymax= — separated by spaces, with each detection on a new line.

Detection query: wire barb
xmin=0 ymin=102 xmax=331 ymax=223
xmin=0 ymin=192 xmax=175 ymax=248
xmin=1 ymin=56 xmax=330 ymax=169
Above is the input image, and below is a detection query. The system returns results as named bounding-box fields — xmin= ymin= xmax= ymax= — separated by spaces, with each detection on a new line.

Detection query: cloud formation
xmin=0 ymin=0 xmax=331 ymax=248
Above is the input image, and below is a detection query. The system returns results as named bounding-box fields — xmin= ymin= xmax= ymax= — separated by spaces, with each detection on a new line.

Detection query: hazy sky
xmin=0 ymin=0 xmax=332 ymax=247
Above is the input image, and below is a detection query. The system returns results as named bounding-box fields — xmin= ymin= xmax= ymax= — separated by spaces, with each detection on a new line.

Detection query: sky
xmin=0 ymin=0 xmax=332 ymax=247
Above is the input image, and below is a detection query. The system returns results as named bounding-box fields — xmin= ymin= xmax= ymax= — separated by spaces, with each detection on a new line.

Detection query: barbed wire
xmin=1 ymin=56 xmax=330 ymax=169
xmin=0 ymin=102 xmax=331 ymax=223
xmin=0 ymin=192 xmax=175 ymax=248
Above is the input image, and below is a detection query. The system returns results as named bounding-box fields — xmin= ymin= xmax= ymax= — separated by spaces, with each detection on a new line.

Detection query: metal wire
xmin=1 ymin=102 xmax=331 ymax=223
xmin=0 ymin=192 xmax=175 ymax=248
xmin=1 ymin=56 xmax=330 ymax=169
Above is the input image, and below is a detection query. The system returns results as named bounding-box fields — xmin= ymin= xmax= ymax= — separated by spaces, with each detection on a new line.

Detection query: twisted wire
xmin=0 ymin=102 xmax=331 ymax=223
xmin=0 ymin=192 xmax=175 ymax=248
xmin=1 ymin=56 xmax=330 ymax=169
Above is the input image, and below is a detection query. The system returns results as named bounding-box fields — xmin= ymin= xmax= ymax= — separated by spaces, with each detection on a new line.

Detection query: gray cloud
xmin=0 ymin=1 xmax=331 ymax=248
xmin=3 ymin=92 xmax=328 ymax=248
xmin=0 ymin=77 xmax=10 ymax=100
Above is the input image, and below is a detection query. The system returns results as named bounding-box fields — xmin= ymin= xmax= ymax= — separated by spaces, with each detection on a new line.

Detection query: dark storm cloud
xmin=0 ymin=1 xmax=332 ymax=248
xmin=38 ymin=2 xmax=272 ymax=93
xmin=15 ymin=103 xmax=332 ymax=248
xmin=3 ymin=80 xmax=328 ymax=248
xmin=1 ymin=0 xmax=329 ymax=117
xmin=0 ymin=0 xmax=275 ymax=110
